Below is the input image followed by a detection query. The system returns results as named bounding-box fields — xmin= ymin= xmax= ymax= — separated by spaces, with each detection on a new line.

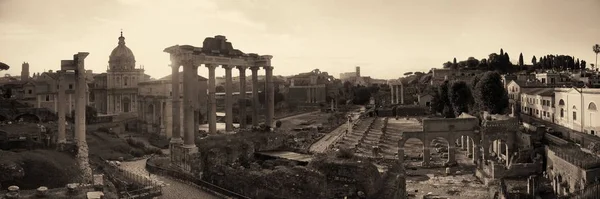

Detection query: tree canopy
xmin=0 ymin=62 xmax=9 ymax=71
xmin=448 ymin=81 xmax=472 ymax=116
xmin=473 ymin=71 xmax=509 ymax=115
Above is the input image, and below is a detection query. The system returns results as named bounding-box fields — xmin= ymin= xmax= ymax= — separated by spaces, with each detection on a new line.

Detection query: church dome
xmin=108 ymin=31 xmax=136 ymax=70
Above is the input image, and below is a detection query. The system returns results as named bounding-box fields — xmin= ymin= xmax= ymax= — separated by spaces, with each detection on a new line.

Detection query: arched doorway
xmin=430 ymin=137 xmax=451 ymax=165
xmin=488 ymin=139 xmax=510 ymax=166
xmin=122 ymin=97 xmax=131 ymax=113
xmin=399 ymin=137 xmax=425 ymax=167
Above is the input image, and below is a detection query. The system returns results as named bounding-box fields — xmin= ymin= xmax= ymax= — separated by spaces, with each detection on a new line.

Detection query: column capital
xmin=222 ymin=65 xmax=234 ymax=70
xmin=249 ymin=66 xmax=261 ymax=71
xmin=236 ymin=65 xmax=247 ymax=70
xmin=263 ymin=66 xmax=274 ymax=70
xmin=205 ymin=64 xmax=218 ymax=70
xmin=180 ymin=59 xmax=197 ymax=68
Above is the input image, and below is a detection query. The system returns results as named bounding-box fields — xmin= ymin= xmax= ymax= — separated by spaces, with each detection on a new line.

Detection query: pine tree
xmin=518 ymin=53 xmax=524 ymax=66
xmin=532 ymin=56 xmax=537 ymax=65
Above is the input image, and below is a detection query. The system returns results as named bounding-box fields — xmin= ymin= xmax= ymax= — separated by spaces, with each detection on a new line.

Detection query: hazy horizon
xmin=1 ymin=0 xmax=599 ymax=79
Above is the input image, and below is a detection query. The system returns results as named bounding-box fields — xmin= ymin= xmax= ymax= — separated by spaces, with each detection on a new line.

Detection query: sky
xmin=1 ymin=0 xmax=599 ymax=79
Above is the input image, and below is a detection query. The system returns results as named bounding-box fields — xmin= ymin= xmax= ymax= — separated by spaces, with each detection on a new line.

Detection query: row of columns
xmin=306 ymin=87 xmax=319 ymax=103
xmin=389 ymin=84 xmax=404 ymax=104
xmin=169 ymin=61 xmax=275 ymax=152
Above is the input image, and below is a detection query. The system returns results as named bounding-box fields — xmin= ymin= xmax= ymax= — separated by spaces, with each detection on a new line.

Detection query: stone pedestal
xmin=36 ymin=186 xmax=48 ymax=197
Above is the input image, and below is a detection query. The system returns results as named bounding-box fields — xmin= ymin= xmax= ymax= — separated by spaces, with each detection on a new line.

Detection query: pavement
xmin=119 ymin=158 xmax=220 ymax=199
xmin=309 ymin=109 xmax=362 ymax=153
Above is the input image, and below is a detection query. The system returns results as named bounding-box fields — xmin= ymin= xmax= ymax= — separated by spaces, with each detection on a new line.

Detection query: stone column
xmin=395 ymin=85 xmax=400 ymax=104
xmin=467 ymin=136 xmax=472 ymax=155
xmin=390 ymin=85 xmax=395 ymax=104
xmin=461 ymin=136 xmax=466 ymax=150
xmin=397 ymin=148 xmax=404 ymax=164
xmin=307 ymin=87 xmax=312 ymax=103
xmin=400 ymin=83 xmax=405 ymax=104
xmin=182 ymin=62 xmax=197 ymax=152
xmin=264 ymin=66 xmax=274 ymax=127
xmin=73 ymin=52 xmax=92 ymax=182
xmin=75 ymin=65 xmax=87 ymax=143
xmin=423 ymin=147 xmax=430 ymax=167
xmin=170 ymin=62 xmax=183 ymax=144
xmin=447 ymin=147 xmax=456 ymax=165
xmin=57 ymin=71 xmax=66 ymax=144
xmin=474 ymin=145 xmax=481 ymax=164
xmin=206 ymin=64 xmax=218 ymax=134
xmin=250 ymin=67 xmax=260 ymax=127
xmin=237 ymin=66 xmax=247 ymax=128
xmin=223 ymin=65 xmax=234 ymax=132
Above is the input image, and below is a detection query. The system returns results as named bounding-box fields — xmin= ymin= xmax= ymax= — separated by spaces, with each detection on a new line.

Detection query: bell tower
xmin=21 ymin=62 xmax=30 ymax=81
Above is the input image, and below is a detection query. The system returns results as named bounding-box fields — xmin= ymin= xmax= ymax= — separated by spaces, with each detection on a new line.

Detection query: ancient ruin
xmin=58 ymin=52 xmax=93 ymax=182
xmin=163 ymin=35 xmax=274 ymax=169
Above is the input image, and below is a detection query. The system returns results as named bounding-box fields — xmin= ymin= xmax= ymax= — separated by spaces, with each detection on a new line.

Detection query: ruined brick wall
xmin=546 ymin=146 xmax=597 ymax=191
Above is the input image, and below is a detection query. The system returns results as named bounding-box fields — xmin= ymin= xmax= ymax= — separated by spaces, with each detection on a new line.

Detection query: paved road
xmin=309 ymin=110 xmax=362 ymax=153
xmin=119 ymin=159 xmax=220 ymax=199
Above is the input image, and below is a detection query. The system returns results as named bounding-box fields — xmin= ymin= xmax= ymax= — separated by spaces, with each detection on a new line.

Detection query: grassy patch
xmin=0 ymin=150 xmax=81 ymax=189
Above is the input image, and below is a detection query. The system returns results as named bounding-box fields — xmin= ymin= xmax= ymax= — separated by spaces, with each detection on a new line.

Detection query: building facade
xmin=93 ymin=32 xmax=147 ymax=115
xmin=520 ymin=88 xmax=555 ymax=122
xmin=554 ymin=88 xmax=600 ymax=135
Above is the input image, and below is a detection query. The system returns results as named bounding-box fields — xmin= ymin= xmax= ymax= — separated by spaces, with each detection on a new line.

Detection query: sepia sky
xmin=1 ymin=0 xmax=599 ymax=79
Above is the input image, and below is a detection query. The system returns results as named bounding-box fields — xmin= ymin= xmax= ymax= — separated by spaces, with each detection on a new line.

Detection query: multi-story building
xmin=137 ymin=72 xmax=208 ymax=138
xmin=520 ymin=88 xmax=555 ymax=122
xmin=288 ymin=69 xmax=331 ymax=105
xmin=92 ymin=31 xmax=149 ymax=116
xmin=554 ymin=88 xmax=600 ymax=135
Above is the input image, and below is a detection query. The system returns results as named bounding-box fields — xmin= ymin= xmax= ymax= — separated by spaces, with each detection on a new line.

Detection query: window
xmin=124 ymin=76 xmax=129 ymax=86
xmin=573 ymin=111 xmax=577 ymax=121
xmin=560 ymin=108 xmax=564 ymax=118
xmin=28 ymin=89 xmax=32 ymax=94
xmin=69 ymin=84 xmax=73 ymax=89
xmin=45 ymin=95 xmax=49 ymax=101
xmin=589 ymin=102 xmax=597 ymax=111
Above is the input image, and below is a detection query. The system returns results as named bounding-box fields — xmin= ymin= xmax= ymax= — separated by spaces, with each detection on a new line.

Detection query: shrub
xmin=336 ymin=147 xmax=355 ymax=159
xmin=275 ymin=120 xmax=282 ymax=128
xmin=126 ymin=138 xmax=146 ymax=149
xmin=129 ymin=148 xmax=145 ymax=157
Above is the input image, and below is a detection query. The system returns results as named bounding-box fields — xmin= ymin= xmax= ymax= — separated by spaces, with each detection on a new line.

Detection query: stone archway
xmin=488 ymin=138 xmax=510 ymax=166
xmin=430 ymin=137 xmax=451 ymax=165
xmin=398 ymin=137 xmax=426 ymax=166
